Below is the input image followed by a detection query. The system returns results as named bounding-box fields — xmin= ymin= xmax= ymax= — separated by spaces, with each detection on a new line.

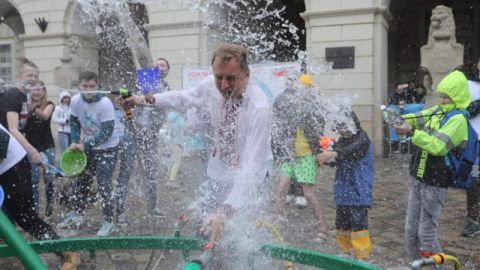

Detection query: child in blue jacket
xmin=316 ymin=111 xmax=374 ymax=259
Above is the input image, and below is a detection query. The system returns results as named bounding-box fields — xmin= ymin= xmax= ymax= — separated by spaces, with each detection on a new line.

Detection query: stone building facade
xmin=1 ymin=0 xmax=479 ymax=155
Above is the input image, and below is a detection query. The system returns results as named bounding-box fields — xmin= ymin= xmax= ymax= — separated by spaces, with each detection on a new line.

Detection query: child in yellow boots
xmin=316 ymin=111 xmax=374 ymax=259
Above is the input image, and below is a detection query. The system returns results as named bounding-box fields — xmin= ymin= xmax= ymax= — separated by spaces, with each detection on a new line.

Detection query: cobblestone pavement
xmin=0 ymin=153 xmax=479 ymax=269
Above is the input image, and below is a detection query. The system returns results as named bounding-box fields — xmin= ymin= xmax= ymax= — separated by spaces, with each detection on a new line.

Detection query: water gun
xmin=110 ymin=88 xmax=134 ymax=119
xmin=109 ymin=87 xmax=132 ymax=98
xmin=410 ymin=252 xmax=461 ymax=270
xmin=380 ymin=105 xmax=404 ymax=127
xmin=319 ymin=136 xmax=336 ymax=165
xmin=319 ymin=136 xmax=336 ymax=152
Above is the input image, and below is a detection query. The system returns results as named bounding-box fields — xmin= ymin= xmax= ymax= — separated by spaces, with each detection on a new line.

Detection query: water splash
xmin=76 ymin=0 xmax=152 ymax=69
xmin=63 ymin=1 xmax=373 ymax=269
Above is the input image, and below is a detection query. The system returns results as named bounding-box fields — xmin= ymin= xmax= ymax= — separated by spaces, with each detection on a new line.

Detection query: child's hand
xmin=393 ymin=122 xmax=412 ymax=135
xmin=316 ymin=151 xmax=337 ymax=165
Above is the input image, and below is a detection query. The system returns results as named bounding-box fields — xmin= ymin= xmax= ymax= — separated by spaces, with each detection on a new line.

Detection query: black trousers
xmin=0 ymin=157 xmax=59 ymax=240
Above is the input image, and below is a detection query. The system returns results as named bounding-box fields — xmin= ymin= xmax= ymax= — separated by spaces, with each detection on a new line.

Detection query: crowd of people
xmin=0 ymin=44 xmax=479 ymax=269
xmin=388 ymin=81 xmax=426 ymax=106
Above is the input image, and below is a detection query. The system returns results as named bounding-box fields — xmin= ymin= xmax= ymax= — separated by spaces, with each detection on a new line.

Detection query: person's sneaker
xmin=461 ymin=220 xmax=480 ymax=237
xmin=148 ymin=207 xmax=166 ymax=218
xmin=60 ymin=251 xmax=80 ymax=270
xmin=117 ymin=213 xmax=127 ymax=226
xmin=295 ymin=196 xmax=308 ymax=208
xmin=286 ymin=195 xmax=295 ymax=204
xmin=57 ymin=211 xmax=84 ymax=229
xmin=96 ymin=221 xmax=115 ymax=237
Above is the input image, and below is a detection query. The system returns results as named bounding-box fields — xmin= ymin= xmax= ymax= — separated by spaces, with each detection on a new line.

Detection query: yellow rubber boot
xmin=335 ymin=230 xmax=352 ymax=253
xmin=351 ymin=230 xmax=372 ymax=259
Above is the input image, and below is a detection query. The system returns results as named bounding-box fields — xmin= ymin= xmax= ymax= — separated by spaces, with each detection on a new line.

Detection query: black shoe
xmin=461 ymin=220 xmax=480 ymax=237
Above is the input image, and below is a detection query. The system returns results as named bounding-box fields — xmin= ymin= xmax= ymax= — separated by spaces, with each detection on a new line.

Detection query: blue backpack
xmin=439 ymin=109 xmax=479 ymax=189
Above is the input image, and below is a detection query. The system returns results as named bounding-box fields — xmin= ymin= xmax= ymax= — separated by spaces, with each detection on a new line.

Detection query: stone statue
xmin=421 ymin=5 xmax=464 ymax=108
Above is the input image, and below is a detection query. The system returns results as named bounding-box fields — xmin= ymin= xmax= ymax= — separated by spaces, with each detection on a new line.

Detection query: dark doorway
xmin=214 ymin=0 xmax=306 ymax=62
xmin=388 ymin=0 xmax=480 ymax=91
xmin=0 ymin=0 xmax=25 ymax=35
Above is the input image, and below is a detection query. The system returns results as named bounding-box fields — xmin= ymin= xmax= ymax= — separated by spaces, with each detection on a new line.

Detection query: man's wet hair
xmin=78 ymin=71 xmax=99 ymax=83
xmin=211 ymin=43 xmax=249 ymax=74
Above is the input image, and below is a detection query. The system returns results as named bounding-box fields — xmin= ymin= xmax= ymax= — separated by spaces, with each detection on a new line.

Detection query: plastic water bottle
xmin=380 ymin=105 xmax=404 ymax=126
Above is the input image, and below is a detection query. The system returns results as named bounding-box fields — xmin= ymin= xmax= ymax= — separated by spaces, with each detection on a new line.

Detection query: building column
xmin=303 ymin=0 xmax=391 ymax=156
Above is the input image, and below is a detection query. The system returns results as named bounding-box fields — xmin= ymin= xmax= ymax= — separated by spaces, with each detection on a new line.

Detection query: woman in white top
xmin=52 ymin=91 xmax=71 ymax=154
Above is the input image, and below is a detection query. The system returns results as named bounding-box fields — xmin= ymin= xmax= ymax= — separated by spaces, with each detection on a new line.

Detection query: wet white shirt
xmin=152 ymin=75 xmax=272 ymax=209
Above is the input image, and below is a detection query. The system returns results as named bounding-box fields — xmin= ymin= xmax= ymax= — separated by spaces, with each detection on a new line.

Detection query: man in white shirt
xmin=127 ymin=44 xmax=273 ymax=249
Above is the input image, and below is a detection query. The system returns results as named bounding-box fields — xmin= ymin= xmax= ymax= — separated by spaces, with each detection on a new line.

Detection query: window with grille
xmin=0 ymin=42 xmax=14 ymax=83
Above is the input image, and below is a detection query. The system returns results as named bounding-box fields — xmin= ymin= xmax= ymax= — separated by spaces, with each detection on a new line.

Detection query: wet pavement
xmin=0 ymin=153 xmax=479 ymax=269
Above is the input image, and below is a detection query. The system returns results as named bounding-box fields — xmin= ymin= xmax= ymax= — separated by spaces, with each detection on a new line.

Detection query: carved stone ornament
xmin=420 ymin=5 xmax=464 ymax=91
xmin=66 ymin=36 xmax=80 ymax=55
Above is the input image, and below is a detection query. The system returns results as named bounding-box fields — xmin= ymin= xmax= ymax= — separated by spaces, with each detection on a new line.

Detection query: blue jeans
xmin=405 ymin=177 xmax=447 ymax=262
xmin=58 ymin=132 xmax=71 ymax=154
xmin=30 ymin=147 xmax=56 ymax=212
xmin=68 ymin=147 xmax=118 ymax=222
xmin=115 ymin=131 xmax=135 ymax=216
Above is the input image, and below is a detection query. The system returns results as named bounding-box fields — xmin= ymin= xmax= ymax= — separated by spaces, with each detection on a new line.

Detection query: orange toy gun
xmin=319 ymin=136 xmax=336 ymax=165
xmin=319 ymin=137 xmax=336 ymax=151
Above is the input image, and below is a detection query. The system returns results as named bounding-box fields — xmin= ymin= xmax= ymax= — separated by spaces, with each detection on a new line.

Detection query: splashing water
xmin=76 ymin=0 xmax=153 ymax=69
xmin=63 ymin=1 xmax=369 ymax=269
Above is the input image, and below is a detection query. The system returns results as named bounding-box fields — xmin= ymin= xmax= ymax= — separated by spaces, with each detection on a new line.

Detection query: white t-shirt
xmin=0 ymin=124 xmax=27 ymax=175
xmin=70 ymin=94 xmax=119 ymax=150
xmin=468 ymin=80 xmax=480 ymax=137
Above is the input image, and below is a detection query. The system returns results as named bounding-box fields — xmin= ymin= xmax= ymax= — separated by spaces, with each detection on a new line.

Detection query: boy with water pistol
xmin=393 ymin=70 xmax=470 ymax=263
xmin=316 ymin=111 xmax=374 ymax=259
